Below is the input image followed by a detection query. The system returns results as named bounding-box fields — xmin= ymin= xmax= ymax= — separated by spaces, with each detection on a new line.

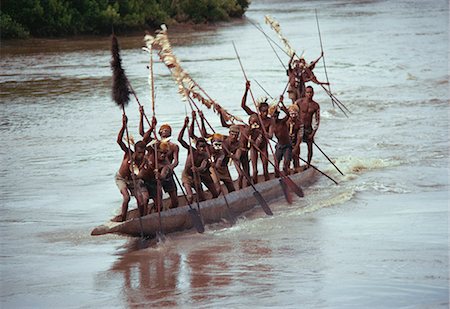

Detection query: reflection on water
xmin=109 ymin=238 xmax=274 ymax=307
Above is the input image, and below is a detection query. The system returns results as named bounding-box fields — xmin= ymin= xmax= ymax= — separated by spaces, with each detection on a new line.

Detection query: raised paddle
xmin=110 ymin=34 xmax=146 ymax=240
xmin=147 ymin=46 xmax=165 ymax=242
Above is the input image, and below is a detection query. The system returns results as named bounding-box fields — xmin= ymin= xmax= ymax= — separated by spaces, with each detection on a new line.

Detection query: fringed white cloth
xmin=143 ymin=25 xmax=244 ymax=124
xmin=264 ymin=15 xmax=297 ymax=58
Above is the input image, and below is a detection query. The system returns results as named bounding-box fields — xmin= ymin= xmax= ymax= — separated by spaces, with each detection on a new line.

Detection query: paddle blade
xmin=284 ymin=177 xmax=304 ymax=198
xmin=222 ymin=195 xmax=236 ymax=226
xmin=279 ymin=178 xmax=293 ymax=204
xmin=253 ymin=191 xmax=273 ymax=216
xmin=188 ymin=208 xmax=205 ymax=233
xmin=136 ymin=238 xmax=151 ymax=250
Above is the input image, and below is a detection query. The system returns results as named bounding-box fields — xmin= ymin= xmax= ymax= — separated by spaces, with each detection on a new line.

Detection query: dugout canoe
xmin=91 ymin=167 xmax=317 ymax=238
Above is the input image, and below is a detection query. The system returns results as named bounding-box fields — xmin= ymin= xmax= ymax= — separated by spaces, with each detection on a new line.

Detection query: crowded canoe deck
xmin=91 ymin=168 xmax=317 ymax=238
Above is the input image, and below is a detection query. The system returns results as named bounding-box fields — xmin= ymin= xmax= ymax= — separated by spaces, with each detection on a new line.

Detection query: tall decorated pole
xmin=110 ymin=34 xmax=146 ymax=239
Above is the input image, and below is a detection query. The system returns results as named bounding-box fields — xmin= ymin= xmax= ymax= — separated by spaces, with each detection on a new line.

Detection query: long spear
xmin=148 ymin=46 xmax=165 ymax=241
xmin=315 ymin=9 xmax=334 ymax=108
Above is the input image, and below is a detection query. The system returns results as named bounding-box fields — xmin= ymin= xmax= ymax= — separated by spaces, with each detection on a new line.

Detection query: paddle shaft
xmin=314 ymin=9 xmax=334 ymax=108
xmin=148 ymin=48 xmax=164 ymax=237
xmin=247 ymin=19 xmax=291 ymax=57
xmin=313 ymin=141 xmax=344 ymax=176
xmin=232 ymin=42 xmax=278 ymax=164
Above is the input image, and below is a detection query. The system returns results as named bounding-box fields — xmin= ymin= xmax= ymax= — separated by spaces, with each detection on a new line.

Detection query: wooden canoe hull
xmin=91 ymin=168 xmax=317 ymax=237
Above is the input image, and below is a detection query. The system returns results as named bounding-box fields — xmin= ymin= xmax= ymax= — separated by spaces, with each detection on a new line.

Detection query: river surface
xmin=0 ymin=0 xmax=448 ymax=308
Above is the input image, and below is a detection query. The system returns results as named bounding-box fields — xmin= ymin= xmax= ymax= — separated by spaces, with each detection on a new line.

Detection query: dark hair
xmin=259 ymin=102 xmax=269 ymax=109
xmin=135 ymin=141 xmax=146 ymax=151
xmin=306 ymin=85 xmax=314 ymax=92
xmin=196 ymin=138 xmax=207 ymax=146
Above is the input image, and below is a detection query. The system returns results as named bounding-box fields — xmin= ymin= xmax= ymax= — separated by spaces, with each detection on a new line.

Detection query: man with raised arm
xmin=217 ymin=107 xmax=250 ymax=189
xmin=287 ymin=52 xmax=328 ymax=101
xmin=241 ymin=81 xmax=270 ymax=181
xmin=115 ymin=114 xmax=148 ymax=222
xmin=269 ymin=96 xmax=293 ymax=176
xmin=178 ymin=116 xmax=219 ymax=203
xmin=137 ymin=141 xmax=173 ymax=213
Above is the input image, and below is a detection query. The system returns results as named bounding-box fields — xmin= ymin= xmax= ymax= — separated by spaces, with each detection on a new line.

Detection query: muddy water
xmin=1 ymin=0 xmax=448 ymax=308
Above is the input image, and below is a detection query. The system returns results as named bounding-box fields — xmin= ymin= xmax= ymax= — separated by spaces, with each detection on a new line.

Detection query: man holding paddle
xmin=178 ymin=116 xmax=219 ymax=203
xmin=115 ymin=114 xmax=148 ymax=222
xmin=241 ymin=81 xmax=271 ymax=182
xmin=139 ymin=106 xmax=180 ymax=209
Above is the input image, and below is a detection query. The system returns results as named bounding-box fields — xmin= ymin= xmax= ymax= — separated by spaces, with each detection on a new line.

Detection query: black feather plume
xmin=111 ymin=35 xmax=130 ymax=108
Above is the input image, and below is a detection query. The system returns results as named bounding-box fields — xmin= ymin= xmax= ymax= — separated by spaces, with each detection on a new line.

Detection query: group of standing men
xmin=114 ymin=55 xmax=323 ymax=221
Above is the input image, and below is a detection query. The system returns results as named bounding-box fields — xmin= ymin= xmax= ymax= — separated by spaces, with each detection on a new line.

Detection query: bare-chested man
xmin=139 ymin=106 xmax=179 ymax=209
xmin=241 ymin=81 xmax=270 ymax=181
xmin=217 ymin=107 xmax=251 ymax=189
xmin=137 ymin=142 xmax=172 ymax=214
xmin=296 ymin=86 xmax=320 ymax=167
xmin=178 ymin=116 xmax=219 ymax=203
xmin=115 ymin=114 xmax=148 ymax=222
xmin=269 ymin=98 xmax=292 ymax=176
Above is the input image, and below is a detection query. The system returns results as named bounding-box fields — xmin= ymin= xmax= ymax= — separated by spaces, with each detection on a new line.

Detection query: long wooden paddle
xmin=148 ymin=46 xmax=165 ymax=242
xmin=299 ymin=157 xmax=338 ymax=185
xmin=315 ymin=9 xmax=334 ymax=108
xmin=313 ymin=141 xmax=344 ymax=176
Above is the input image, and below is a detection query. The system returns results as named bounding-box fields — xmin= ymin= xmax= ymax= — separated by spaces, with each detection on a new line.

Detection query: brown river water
xmin=1 ymin=0 xmax=448 ymax=308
